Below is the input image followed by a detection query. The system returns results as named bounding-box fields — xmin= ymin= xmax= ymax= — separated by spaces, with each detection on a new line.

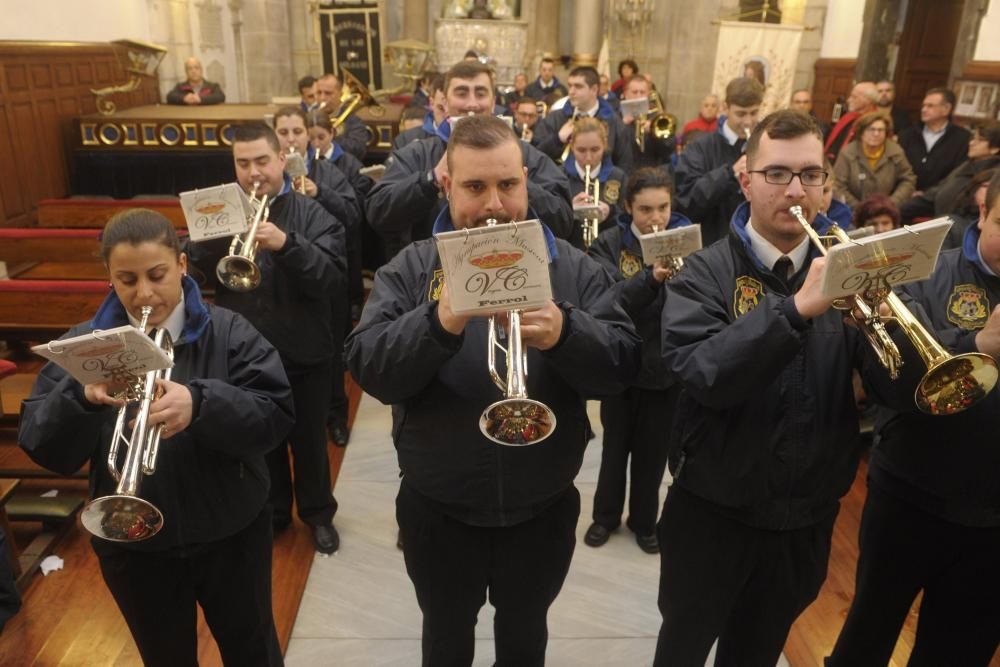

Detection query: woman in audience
xmin=852 ymin=193 xmax=900 ymax=234
xmin=833 ymin=112 xmax=916 ymax=208
xmin=19 ymin=210 xmax=293 ymax=667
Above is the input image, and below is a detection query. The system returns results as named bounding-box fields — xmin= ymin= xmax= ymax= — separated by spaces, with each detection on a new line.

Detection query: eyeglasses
xmin=864 ymin=126 xmax=887 ymax=134
xmin=748 ymin=168 xmax=829 ymax=186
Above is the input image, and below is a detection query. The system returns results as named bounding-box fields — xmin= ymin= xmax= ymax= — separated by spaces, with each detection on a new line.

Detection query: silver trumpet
xmin=479 ymin=218 xmax=557 ymax=446
xmin=80 ymin=306 xmax=174 ymax=542
xmin=576 ymin=164 xmax=601 ymax=249
xmin=649 ymin=224 xmax=684 ymax=280
xmin=216 ymin=182 xmax=270 ymax=292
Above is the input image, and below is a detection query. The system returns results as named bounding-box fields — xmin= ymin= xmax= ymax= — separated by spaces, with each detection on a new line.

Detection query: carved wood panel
xmin=812 ymin=58 xmax=857 ymax=125
xmin=0 ymin=42 xmax=160 ymax=227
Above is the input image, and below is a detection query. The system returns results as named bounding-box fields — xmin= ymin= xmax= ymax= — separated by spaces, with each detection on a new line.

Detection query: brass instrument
xmin=536 ymin=99 xmax=548 ymax=119
xmin=648 ymin=224 xmax=685 ymax=280
xmin=559 ymin=110 xmax=581 ymax=164
xmin=216 ymin=182 xmax=270 ymax=292
xmin=789 ymin=206 xmax=998 ymax=415
xmin=330 ymin=67 xmax=381 ymax=131
xmin=480 ymin=218 xmax=557 ymax=446
xmin=285 ymin=146 xmax=308 ymax=194
xmin=80 ymin=306 xmax=173 ymax=542
xmin=575 ymin=164 xmax=601 ymax=249
xmin=649 ymin=91 xmax=678 ymax=147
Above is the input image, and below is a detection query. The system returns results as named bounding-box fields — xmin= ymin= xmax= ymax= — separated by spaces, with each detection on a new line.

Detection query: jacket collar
xmin=616 ymin=211 xmax=693 ymax=252
xmin=561 ymin=96 xmax=616 ymax=122
xmin=563 ymin=154 xmax=614 ymax=182
xmin=91 ymin=275 xmax=211 ymax=346
xmin=432 ymin=206 xmax=559 ymax=261
xmin=962 ymin=221 xmax=998 ymax=277
xmin=422 ymin=111 xmax=437 ymax=135
xmin=729 ymin=201 xmax=833 ymax=272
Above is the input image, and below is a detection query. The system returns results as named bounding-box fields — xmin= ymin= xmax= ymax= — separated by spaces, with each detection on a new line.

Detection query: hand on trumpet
xmin=572 ymin=191 xmax=610 ymax=222
xmin=436 ymin=281 xmax=472 ymax=336
xmin=651 ymin=261 xmax=675 ymax=284
xmin=793 ymin=256 xmax=837 ymax=320
xmin=84 ymin=382 xmax=126 ymax=408
xmin=253 ymin=221 xmax=287 ymax=251
xmin=296 ymin=176 xmax=319 ymax=198
xmin=558 ymin=118 xmax=575 ymax=144
xmin=518 ymin=300 xmax=564 ymax=351
xmin=145 ymin=379 xmax=193 ymax=438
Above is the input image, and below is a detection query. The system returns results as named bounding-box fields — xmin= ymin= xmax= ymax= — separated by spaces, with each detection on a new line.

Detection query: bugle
xmin=577 ymin=164 xmax=601 ymax=249
xmin=789 ymin=205 xmax=998 ymax=415
xmin=80 ymin=306 xmax=173 ymax=542
xmin=480 ymin=218 xmax=557 ymax=446
xmin=559 ymin=110 xmax=581 ymax=164
xmin=216 ymin=182 xmax=270 ymax=292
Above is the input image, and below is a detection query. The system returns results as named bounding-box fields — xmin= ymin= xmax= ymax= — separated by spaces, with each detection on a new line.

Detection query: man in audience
xmin=682 ymin=94 xmax=720 ymax=136
xmin=674 ymin=77 xmax=763 ymax=246
xmin=525 ymin=57 xmax=566 ymax=100
xmin=166 ymin=57 xmax=225 ymax=105
xmin=315 ymin=73 xmax=369 ymax=161
xmin=825 ymin=81 xmax=877 ymax=162
xmin=790 ymin=88 xmax=829 ymax=137
xmin=876 ymin=80 xmax=911 ymax=135
xmin=899 ymin=87 xmax=971 ymax=194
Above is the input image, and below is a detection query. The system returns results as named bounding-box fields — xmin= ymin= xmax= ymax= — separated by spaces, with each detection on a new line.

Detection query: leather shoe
xmin=584 ymin=522 xmax=612 ymax=547
xmin=312 ymin=524 xmax=340 ymax=554
xmin=635 ymin=532 xmax=660 ymax=554
xmin=328 ymin=423 xmax=350 ymax=447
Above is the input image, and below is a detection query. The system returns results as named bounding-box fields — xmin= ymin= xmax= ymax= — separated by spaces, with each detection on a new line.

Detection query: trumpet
xmin=575 ymin=164 xmax=601 ymax=249
xmin=559 ymin=110 xmax=581 ymax=164
xmin=216 ymin=182 xmax=270 ymax=292
xmin=285 ymin=146 xmax=308 ymax=194
xmin=480 ymin=218 xmax=557 ymax=446
xmin=80 ymin=306 xmax=173 ymax=542
xmin=789 ymin=206 xmax=998 ymax=415
xmin=648 ymin=224 xmax=685 ymax=280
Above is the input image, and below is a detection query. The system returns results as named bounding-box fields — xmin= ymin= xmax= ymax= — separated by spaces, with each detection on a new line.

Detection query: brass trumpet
xmin=575 ymin=164 xmax=601 ymax=249
xmin=789 ymin=206 xmax=998 ymax=415
xmin=480 ymin=218 xmax=557 ymax=446
xmin=216 ymin=182 xmax=270 ymax=292
xmin=285 ymin=146 xmax=308 ymax=194
xmin=559 ymin=109 xmax=581 ymax=164
xmin=80 ymin=306 xmax=173 ymax=542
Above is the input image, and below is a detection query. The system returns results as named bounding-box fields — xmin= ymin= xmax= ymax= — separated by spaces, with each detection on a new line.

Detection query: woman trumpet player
xmin=565 ymin=117 xmax=628 ymax=250
xmin=19 ymin=210 xmax=294 ymax=666
xmin=584 ymin=167 xmax=693 ymax=553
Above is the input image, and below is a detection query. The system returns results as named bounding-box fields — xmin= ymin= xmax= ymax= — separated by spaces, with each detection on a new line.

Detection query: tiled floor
xmin=285 ymin=395 xmax=789 ymax=667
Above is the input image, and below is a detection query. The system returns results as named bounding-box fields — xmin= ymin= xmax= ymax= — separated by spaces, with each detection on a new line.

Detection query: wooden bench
xmin=0 ymin=229 xmax=103 ymax=265
xmin=0 ymin=280 xmax=108 ymax=341
xmin=37 ymin=198 xmax=185 ymax=229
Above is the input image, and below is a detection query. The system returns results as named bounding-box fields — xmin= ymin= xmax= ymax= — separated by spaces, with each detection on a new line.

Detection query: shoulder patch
xmin=619 ymin=250 xmax=643 ymax=278
xmin=734 ymin=275 xmax=764 ymax=318
xmin=428 ymin=269 xmax=445 ymax=302
xmin=946 ymin=283 xmax=989 ymax=330
xmin=604 ymin=179 xmax=621 ymax=205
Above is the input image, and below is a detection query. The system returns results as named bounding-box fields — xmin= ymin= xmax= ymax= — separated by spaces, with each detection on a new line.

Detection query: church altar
xmin=434 ymin=18 xmax=528 ymax=86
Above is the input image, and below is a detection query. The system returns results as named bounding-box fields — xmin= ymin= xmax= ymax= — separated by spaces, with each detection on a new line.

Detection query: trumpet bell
xmin=81 ymin=494 xmax=163 ymax=542
xmin=915 ymin=352 xmax=998 ymax=416
xmin=217 ymin=255 xmax=261 ymax=292
xmin=480 ymin=398 xmax=557 ymax=446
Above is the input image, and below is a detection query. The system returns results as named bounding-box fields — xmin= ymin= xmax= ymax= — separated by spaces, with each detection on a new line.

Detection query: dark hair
xmin=987 ymin=169 xmax=1000 ymax=215
xmin=540 ymin=57 xmax=555 ymax=66
xmin=623 ymin=76 xmax=649 ymax=95
xmin=306 ymin=109 xmax=333 ymax=132
xmin=852 ymin=193 xmax=900 ymax=229
xmin=624 ymin=167 xmax=674 ymax=206
xmin=400 ymin=106 xmax=425 ymax=123
xmin=973 ymin=121 xmax=1000 ymax=151
xmin=725 ymin=77 xmax=764 ymax=108
xmin=274 ymin=105 xmax=307 ymax=124
xmin=746 ymin=110 xmax=823 ymax=169
xmin=853 ymin=111 xmax=894 ymax=141
xmin=464 ymin=49 xmax=479 ymax=59
xmin=297 ymin=75 xmax=316 ymax=92
xmin=744 ymin=60 xmax=766 ymax=87
xmin=429 ymin=73 xmax=446 ymax=95
xmin=617 ymin=59 xmax=639 ymax=77
xmin=682 ymin=128 xmax=706 ymax=146
xmin=926 ymin=86 xmax=957 ymax=112
xmin=101 ymin=209 xmax=180 ymax=262
xmin=232 ymin=122 xmax=281 ymax=153
xmin=445 ymin=61 xmax=494 ymax=92
xmin=446 ymin=114 xmax=520 ymax=171
xmin=568 ymin=66 xmax=599 ymax=88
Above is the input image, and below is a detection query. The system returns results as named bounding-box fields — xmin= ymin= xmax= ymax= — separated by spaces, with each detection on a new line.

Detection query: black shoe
xmin=328 ymin=423 xmax=350 ymax=447
xmin=635 ymin=532 xmax=659 ymax=554
xmin=584 ymin=522 xmax=612 ymax=547
xmin=396 ymin=530 xmax=404 ymax=550
xmin=312 ymin=524 xmax=340 ymax=554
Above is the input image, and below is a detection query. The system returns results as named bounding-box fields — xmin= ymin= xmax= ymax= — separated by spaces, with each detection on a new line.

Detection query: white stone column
xmin=570 ymin=0 xmax=604 ymax=68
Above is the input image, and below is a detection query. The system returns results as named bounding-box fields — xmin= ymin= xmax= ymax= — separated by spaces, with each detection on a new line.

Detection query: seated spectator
xmin=682 ymin=94 xmax=720 ymax=137
xmin=166 ymin=57 xmax=225 ymax=105
xmin=875 ymin=80 xmax=911 ymax=136
xmin=790 ymin=88 xmax=830 ymax=137
xmin=941 ymin=168 xmax=996 ymax=250
xmin=898 ymin=87 xmax=971 ymax=193
xmin=852 ymin=193 xmax=900 ymax=234
xmin=833 ymin=112 xmax=916 ymax=208
xmin=599 ymin=73 xmax=621 ymax=112
xmin=611 ymin=59 xmax=639 ymax=97
xmin=525 ymin=57 xmax=566 ymax=100
xmin=901 ymin=122 xmax=1000 ymax=224
xmin=825 ymin=82 xmax=878 ymax=162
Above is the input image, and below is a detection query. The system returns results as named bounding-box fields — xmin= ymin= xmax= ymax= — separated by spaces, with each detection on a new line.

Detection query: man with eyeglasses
xmin=653 ymin=109 xmax=895 ymax=665
xmin=898 ymin=87 xmax=972 ymax=193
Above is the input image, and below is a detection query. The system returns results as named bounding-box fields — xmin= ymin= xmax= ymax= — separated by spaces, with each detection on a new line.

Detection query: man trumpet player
xmin=346 ymin=114 xmax=640 ymax=666
xmin=620 ymin=76 xmax=675 ymax=169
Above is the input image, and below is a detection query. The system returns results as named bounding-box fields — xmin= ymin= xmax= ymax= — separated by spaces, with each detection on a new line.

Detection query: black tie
xmin=316 ymin=153 xmax=326 ymax=161
xmin=773 ymin=256 xmax=793 ymax=288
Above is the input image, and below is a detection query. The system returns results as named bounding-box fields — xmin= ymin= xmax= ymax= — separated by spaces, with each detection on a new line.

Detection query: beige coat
xmin=833 ymin=140 xmax=917 ymax=209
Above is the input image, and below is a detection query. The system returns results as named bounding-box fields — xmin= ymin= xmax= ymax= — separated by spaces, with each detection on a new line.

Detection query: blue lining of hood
xmin=729 ymin=201 xmax=834 ymax=272
xmin=962 ymin=221 xmax=995 ymax=275
xmin=432 ymin=206 xmax=558 ymax=261
xmin=422 ymin=111 xmax=437 ymax=135
xmin=90 ymin=275 xmax=210 ymax=346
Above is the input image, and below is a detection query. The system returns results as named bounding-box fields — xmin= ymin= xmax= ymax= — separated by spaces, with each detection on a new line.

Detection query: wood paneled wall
xmin=0 ymin=42 xmax=160 ymax=227
xmin=812 ymin=58 xmax=858 ymax=125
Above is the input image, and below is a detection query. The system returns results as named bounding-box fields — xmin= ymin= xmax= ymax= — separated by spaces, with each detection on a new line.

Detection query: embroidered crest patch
xmin=619 ymin=250 xmax=643 ymax=278
xmin=946 ymin=283 xmax=989 ymax=330
xmin=604 ymin=179 xmax=621 ymax=205
xmin=733 ymin=276 xmax=764 ymax=318
xmin=428 ymin=269 xmax=445 ymax=302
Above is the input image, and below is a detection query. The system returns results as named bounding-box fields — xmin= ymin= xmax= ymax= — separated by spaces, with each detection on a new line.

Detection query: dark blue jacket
xmin=534 ymin=97 xmax=634 ymax=173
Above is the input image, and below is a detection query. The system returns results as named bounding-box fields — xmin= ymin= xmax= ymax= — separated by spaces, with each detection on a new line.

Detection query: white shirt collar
xmin=721 ymin=121 xmax=741 ymax=146
xmin=923 ymin=122 xmax=948 ymax=151
xmin=127 ymin=291 xmax=186 ymax=343
xmin=746 ymin=218 xmax=810 ymax=276
xmin=322 ymin=144 xmax=334 ymax=160
xmin=576 ymin=101 xmax=599 ymax=117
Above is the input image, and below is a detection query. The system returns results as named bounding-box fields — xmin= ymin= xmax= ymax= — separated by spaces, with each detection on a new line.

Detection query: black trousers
xmin=654 ymin=486 xmax=835 ymax=667
xmin=97 ymin=507 xmax=283 ymax=667
xmin=396 ymin=482 xmax=580 ymax=667
xmin=267 ymin=365 xmax=337 ymax=527
xmin=594 ymin=386 xmax=676 ymax=535
xmin=828 ymin=476 xmax=1000 ymax=666
xmin=327 ymin=300 xmax=349 ymax=431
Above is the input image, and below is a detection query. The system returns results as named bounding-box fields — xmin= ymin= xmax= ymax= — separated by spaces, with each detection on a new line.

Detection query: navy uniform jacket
xmin=307 ymin=149 xmax=362 ymax=235
xmin=589 ymin=211 xmax=692 ymax=390
xmin=188 ymin=184 xmax=345 ymax=370
xmin=534 ymin=98 xmax=634 ymax=173
xmin=524 ymin=77 xmax=566 ymax=101
xmin=367 ymin=127 xmax=574 ymax=257
xmin=673 ymin=129 xmax=745 ymax=247
xmin=872 ymin=224 xmax=1000 ymax=527
xmin=392 ymin=113 xmax=437 ymax=150
xmin=563 ymin=155 xmax=627 ymax=248
xmin=661 ymin=202 xmax=894 ymax=530
xmin=330 ymin=112 xmax=369 ymax=162
xmin=19 ymin=278 xmax=295 ymax=552
xmin=898 ymin=123 xmax=971 ymax=192
xmin=345 ymin=209 xmax=641 ymax=526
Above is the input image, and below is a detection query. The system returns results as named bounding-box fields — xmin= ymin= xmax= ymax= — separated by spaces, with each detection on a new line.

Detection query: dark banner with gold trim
xmin=319 ymin=4 xmax=382 ymax=88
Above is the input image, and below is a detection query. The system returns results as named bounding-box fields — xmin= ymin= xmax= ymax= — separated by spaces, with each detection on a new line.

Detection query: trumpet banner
xmin=711 ymin=21 xmax=804 ymax=117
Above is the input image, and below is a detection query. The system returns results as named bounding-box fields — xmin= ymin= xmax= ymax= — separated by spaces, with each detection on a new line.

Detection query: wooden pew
xmin=37 ymin=198 xmax=185 ymax=229
xmin=0 ymin=280 xmax=108 ymax=341
xmin=0 ymin=229 xmax=102 ymax=265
